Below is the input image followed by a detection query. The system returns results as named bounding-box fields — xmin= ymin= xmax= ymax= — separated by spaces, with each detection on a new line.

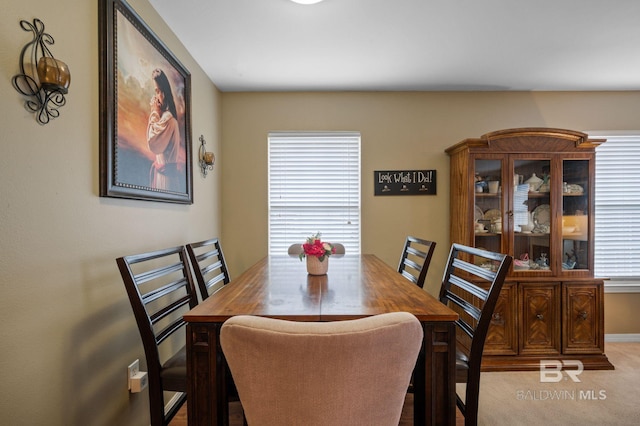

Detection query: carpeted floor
xmin=474 ymin=342 xmax=640 ymax=425
xmin=171 ymin=342 xmax=638 ymax=425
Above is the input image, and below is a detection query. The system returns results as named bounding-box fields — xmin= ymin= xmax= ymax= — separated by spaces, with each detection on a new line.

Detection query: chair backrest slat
xmin=455 ymin=314 xmax=477 ymax=340
xmin=133 ymin=260 xmax=185 ymax=283
xmin=402 ymin=257 xmax=423 ymax=274
xmin=149 ymin=294 xmax=193 ymax=325
xmin=196 ymin=247 xmax=221 ymax=263
xmin=201 ymin=259 xmax=223 ymax=276
xmin=401 ymin=270 xmax=419 ymax=285
xmin=443 ymin=291 xmax=482 ymax=323
xmin=451 ymin=256 xmax=497 ymax=282
xmin=141 ymin=277 xmax=192 ymax=306
xmin=155 ymin=318 xmax=187 ymax=345
xmin=204 ymin=272 xmax=227 ymax=291
xmin=405 ymin=245 xmax=427 ymax=258
xmin=448 ymin=273 xmax=489 ymax=301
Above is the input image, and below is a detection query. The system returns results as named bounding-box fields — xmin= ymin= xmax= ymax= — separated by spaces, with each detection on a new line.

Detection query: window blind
xmin=594 ymin=133 xmax=640 ymax=289
xmin=268 ymin=132 xmax=361 ymax=255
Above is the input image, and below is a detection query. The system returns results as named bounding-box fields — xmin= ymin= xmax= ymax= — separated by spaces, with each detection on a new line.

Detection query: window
xmin=593 ymin=132 xmax=640 ymax=292
xmin=268 ymin=132 xmax=361 ymax=254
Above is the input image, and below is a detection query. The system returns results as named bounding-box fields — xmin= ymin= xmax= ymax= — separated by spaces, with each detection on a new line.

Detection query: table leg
xmin=413 ymin=321 xmax=456 ymax=426
xmin=187 ymin=323 xmax=229 ymax=426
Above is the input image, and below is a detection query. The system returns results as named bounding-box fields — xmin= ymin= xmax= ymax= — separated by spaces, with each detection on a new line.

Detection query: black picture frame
xmin=99 ymin=0 xmax=193 ymax=204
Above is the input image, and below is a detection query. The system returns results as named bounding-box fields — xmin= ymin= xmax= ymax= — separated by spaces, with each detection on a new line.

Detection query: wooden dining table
xmin=184 ymin=254 xmax=458 ymax=426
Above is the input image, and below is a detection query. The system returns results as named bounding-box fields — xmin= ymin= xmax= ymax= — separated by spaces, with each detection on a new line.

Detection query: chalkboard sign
xmin=374 ymin=170 xmax=437 ymax=196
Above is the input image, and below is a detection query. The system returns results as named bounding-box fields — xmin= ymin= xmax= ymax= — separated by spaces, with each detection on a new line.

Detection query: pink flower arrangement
xmin=299 ymin=233 xmax=335 ymax=262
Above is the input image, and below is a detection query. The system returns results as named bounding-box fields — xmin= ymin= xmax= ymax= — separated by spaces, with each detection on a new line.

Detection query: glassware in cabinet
xmin=474 ymin=159 xmax=503 ymax=258
xmin=562 ymin=159 xmax=590 ymax=271
xmin=512 ymin=159 xmax=552 ymax=272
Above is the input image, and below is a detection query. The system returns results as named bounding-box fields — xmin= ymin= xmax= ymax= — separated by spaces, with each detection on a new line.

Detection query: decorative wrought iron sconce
xmin=198 ymin=135 xmax=215 ymax=177
xmin=12 ymin=19 xmax=71 ymax=125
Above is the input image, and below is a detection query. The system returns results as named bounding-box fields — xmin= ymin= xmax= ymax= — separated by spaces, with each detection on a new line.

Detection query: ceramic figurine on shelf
xmin=524 ymin=173 xmax=543 ymax=192
xmin=538 ymin=173 xmax=550 ymax=193
xmin=536 ymin=253 xmax=549 ymax=269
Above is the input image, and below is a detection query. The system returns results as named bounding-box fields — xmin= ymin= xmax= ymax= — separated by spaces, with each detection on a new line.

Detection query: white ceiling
xmin=149 ymin=0 xmax=640 ymax=92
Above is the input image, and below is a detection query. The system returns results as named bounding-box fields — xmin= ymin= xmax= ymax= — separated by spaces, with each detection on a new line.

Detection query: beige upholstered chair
xmin=220 ymin=312 xmax=423 ymax=426
xmin=287 ymin=243 xmax=304 ymax=255
xmin=332 ymin=242 xmax=346 ymax=254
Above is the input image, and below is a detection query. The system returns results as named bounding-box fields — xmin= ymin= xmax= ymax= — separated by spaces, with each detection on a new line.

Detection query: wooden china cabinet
xmin=446 ymin=128 xmax=613 ymax=371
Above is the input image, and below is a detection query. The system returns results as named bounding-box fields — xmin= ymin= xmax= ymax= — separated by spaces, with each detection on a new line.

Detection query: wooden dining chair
xmin=116 ymin=245 xmax=199 ymax=426
xmin=438 ymin=243 xmax=512 ymax=426
xmin=397 ymin=236 xmax=437 ymax=288
xmin=186 ymin=237 xmax=231 ymax=300
xmin=220 ymin=312 xmax=423 ymax=426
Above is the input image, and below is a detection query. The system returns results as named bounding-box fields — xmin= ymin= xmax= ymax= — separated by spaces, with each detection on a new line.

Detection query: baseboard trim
xmin=605 ymin=333 xmax=640 ymax=343
xmin=604 ymin=281 xmax=640 ymax=293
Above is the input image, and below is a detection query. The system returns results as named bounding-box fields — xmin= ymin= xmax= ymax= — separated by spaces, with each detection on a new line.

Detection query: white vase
xmin=306 ymin=256 xmax=329 ymax=275
xmin=520 ymin=212 xmax=535 ymax=233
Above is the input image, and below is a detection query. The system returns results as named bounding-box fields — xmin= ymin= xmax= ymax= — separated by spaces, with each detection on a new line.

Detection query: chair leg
xmin=149 ymin=383 xmax=166 ymax=426
xmin=464 ymin=402 xmax=478 ymax=426
xmin=464 ymin=378 xmax=481 ymax=426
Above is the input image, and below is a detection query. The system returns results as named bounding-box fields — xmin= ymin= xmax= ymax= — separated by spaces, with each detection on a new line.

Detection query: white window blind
xmin=268 ymin=132 xmax=361 ymax=255
xmin=594 ymin=133 xmax=640 ymax=291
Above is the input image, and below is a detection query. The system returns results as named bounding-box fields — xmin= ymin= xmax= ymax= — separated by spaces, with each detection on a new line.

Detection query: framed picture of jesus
xmin=99 ymin=0 xmax=193 ymax=204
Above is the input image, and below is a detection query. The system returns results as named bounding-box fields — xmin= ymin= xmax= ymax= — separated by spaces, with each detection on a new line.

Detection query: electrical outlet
xmin=128 ymin=359 xmax=140 ymax=390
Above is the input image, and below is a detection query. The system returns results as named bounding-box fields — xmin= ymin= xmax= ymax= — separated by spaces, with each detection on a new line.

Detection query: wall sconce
xmin=12 ymin=19 xmax=71 ymax=125
xmin=199 ymin=135 xmax=215 ymax=177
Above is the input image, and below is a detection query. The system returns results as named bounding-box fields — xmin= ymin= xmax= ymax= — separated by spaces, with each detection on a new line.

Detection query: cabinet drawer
xmin=519 ymin=283 xmax=560 ymax=355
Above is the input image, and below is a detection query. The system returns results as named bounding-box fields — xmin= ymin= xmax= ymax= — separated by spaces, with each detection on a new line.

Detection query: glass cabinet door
xmin=562 ymin=160 xmax=590 ymax=271
xmin=513 ymin=159 xmax=552 ymax=272
xmin=474 ymin=159 xmax=503 ymax=262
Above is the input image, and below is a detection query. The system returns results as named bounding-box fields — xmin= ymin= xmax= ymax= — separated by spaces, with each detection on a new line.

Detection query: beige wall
xmin=220 ymin=91 xmax=640 ymax=335
xmin=1 ymin=0 xmax=221 ymax=425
